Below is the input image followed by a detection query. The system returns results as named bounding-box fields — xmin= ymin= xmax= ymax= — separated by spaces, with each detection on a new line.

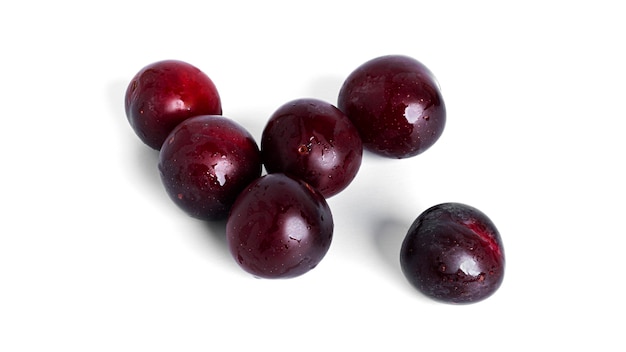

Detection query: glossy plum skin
xmin=158 ymin=115 xmax=262 ymax=221
xmin=125 ymin=60 xmax=222 ymax=150
xmin=261 ymin=98 xmax=363 ymax=198
xmin=400 ymin=203 xmax=505 ymax=304
xmin=226 ymin=173 xmax=334 ymax=279
xmin=338 ymin=55 xmax=446 ymax=159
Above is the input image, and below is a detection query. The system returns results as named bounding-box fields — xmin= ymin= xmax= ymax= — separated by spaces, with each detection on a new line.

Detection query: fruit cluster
xmin=124 ymin=56 xmax=505 ymax=303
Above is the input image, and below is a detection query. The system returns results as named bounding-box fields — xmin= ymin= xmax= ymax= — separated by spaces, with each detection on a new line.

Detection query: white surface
xmin=1 ymin=1 xmax=625 ymax=350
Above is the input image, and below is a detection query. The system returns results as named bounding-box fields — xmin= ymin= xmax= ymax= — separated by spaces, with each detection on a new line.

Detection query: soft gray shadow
xmin=133 ymin=143 xmax=162 ymax=191
xmin=106 ymin=79 xmax=129 ymax=125
xmin=368 ymin=211 xmax=433 ymax=302
xmin=201 ymin=219 xmax=231 ymax=260
xmin=340 ymin=166 xmax=429 ymax=298
xmin=106 ymin=79 xmax=167 ymax=192
xmin=371 ymin=216 xmax=412 ymax=281
xmin=197 ymin=219 xmax=250 ymax=276
xmin=202 ymin=219 xmax=228 ymax=244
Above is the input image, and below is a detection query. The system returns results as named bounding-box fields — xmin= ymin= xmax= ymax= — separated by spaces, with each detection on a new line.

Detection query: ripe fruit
xmin=338 ymin=55 xmax=446 ymax=159
xmin=400 ymin=203 xmax=505 ymax=304
xmin=124 ymin=57 xmax=505 ymax=299
xmin=226 ymin=173 xmax=333 ymax=279
xmin=158 ymin=115 xmax=261 ymax=221
xmin=261 ymin=98 xmax=363 ymax=198
xmin=125 ymin=60 xmax=222 ymax=150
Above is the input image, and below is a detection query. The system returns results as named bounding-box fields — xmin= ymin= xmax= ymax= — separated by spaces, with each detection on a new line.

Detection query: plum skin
xmin=158 ymin=115 xmax=262 ymax=221
xmin=125 ymin=60 xmax=222 ymax=150
xmin=226 ymin=173 xmax=334 ymax=279
xmin=338 ymin=55 xmax=446 ymax=159
xmin=261 ymin=98 xmax=363 ymax=198
xmin=400 ymin=203 xmax=505 ymax=304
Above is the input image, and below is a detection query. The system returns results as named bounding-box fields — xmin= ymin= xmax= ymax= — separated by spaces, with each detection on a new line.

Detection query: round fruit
xmin=261 ymin=98 xmax=363 ymax=198
xmin=400 ymin=202 xmax=505 ymax=304
xmin=125 ymin=60 xmax=222 ymax=150
xmin=226 ymin=173 xmax=333 ymax=279
xmin=158 ymin=115 xmax=261 ymax=221
xmin=337 ymin=55 xmax=446 ymax=159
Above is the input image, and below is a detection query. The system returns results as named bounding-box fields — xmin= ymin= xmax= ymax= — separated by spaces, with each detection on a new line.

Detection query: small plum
xmin=261 ymin=98 xmax=363 ymax=197
xmin=226 ymin=174 xmax=333 ymax=279
xmin=338 ymin=55 xmax=446 ymax=159
xmin=158 ymin=115 xmax=261 ymax=221
xmin=400 ymin=202 xmax=505 ymax=304
xmin=125 ymin=60 xmax=222 ymax=150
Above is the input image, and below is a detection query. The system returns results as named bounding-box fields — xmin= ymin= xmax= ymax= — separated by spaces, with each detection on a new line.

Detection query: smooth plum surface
xmin=261 ymin=98 xmax=363 ymax=197
xmin=338 ymin=55 xmax=446 ymax=159
xmin=158 ymin=115 xmax=261 ymax=221
xmin=125 ymin=60 xmax=222 ymax=150
xmin=226 ymin=174 xmax=333 ymax=279
xmin=400 ymin=203 xmax=505 ymax=304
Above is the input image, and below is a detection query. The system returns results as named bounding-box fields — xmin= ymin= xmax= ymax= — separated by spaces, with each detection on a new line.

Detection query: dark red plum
xmin=158 ymin=115 xmax=261 ymax=221
xmin=125 ymin=60 xmax=222 ymax=150
xmin=261 ymin=98 xmax=363 ymax=198
xmin=338 ymin=55 xmax=446 ymax=159
xmin=400 ymin=203 xmax=505 ymax=304
xmin=226 ymin=174 xmax=333 ymax=279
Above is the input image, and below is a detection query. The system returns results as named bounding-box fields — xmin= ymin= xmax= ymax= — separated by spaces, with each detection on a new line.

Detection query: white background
xmin=1 ymin=1 xmax=625 ymax=350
